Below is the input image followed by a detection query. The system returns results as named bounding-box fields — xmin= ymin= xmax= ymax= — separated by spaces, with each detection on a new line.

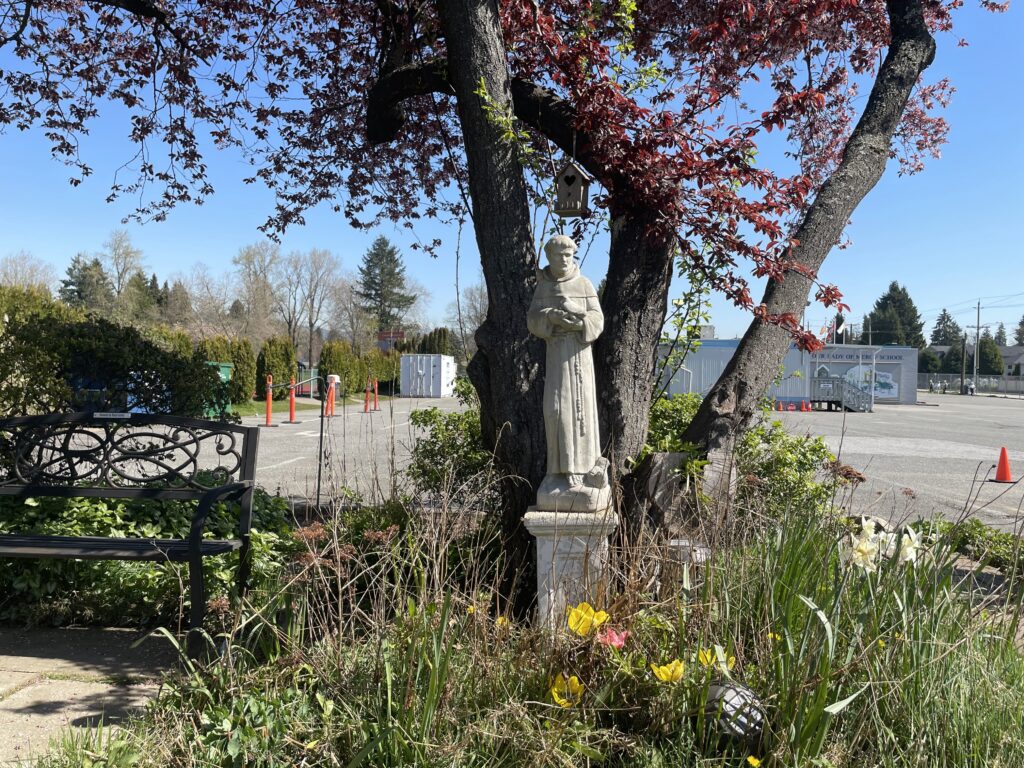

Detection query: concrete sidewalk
xmin=0 ymin=627 xmax=177 ymax=765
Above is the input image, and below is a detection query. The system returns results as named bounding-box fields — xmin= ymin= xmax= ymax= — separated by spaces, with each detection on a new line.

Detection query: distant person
xmin=929 ymin=380 xmax=935 ymax=393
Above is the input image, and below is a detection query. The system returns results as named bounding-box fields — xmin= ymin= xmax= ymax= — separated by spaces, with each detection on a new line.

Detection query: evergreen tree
xmin=162 ymin=281 xmax=192 ymax=326
xmin=929 ymin=309 xmax=962 ymax=347
xmin=994 ymin=322 xmax=1007 ymax=347
xmin=919 ymin=347 xmax=941 ymax=373
xmin=1015 ymin=315 xmax=1024 ymax=346
xmin=123 ymin=270 xmax=159 ymax=324
xmin=256 ymin=335 xmax=298 ymax=400
xmin=58 ymin=254 xmax=114 ymax=312
xmin=418 ymin=327 xmax=454 ymax=355
xmin=940 ymin=338 xmax=966 ymax=375
xmin=977 ymin=331 xmax=1004 ymax=375
xmin=355 ymin=236 xmax=417 ymax=331
xmin=864 ymin=282 xmax=925 ymax=347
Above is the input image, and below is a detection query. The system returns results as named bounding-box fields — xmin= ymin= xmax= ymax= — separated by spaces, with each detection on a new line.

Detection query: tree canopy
xmin=1 ymin=0 xmax=1003 ymax=572
xmin=356 ymin=236 xmax=417 ymax=332
xmin=865 ymin=282 xmax=925 ymax=347
xmin=930 ymin=309 xmax=962 ymax=347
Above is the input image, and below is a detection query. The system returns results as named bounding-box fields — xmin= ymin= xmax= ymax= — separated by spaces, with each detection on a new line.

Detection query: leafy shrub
xmin=737 ymin=421 xmax=836 ymax=513
xmin=256 ymin=335 xmax=297 ymax=400
xmin=194 ymin=336 xmax=257 ymax=405
xmin=228 ymin=338 xmax=257 ymax=404
xmin=0 ymin=286 xmax=226 ymax=417
xmin=194 ymin=335 xmax=232 ymax=366
xmin=317 ymin=339 xmax=357 ymax=391
xmin=0 ymin=489 xmax=295 ymax=626
xmin=643 ymin=393 xmax=835 ymax=515
xmin=407 ymin=378 xmax=498 ymax=507
xmin=643 ymin=392 xmax=702 ymax=456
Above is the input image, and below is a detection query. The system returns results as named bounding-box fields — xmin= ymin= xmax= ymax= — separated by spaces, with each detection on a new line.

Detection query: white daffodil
xmin=898 ymin=526 xmax=922 ymax=564
xmin=843 ymin=527 xmax=880 ymax=573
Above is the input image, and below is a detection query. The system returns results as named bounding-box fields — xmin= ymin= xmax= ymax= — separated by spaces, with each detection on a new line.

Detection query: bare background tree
xmin=101 ymin=230 xmax=144 ymax=304
xmin=187 ymin=264 xmax=235 ymax=338
xmin=330 ymin=274 xmax=377 ymax=354
xmin=0 ymin=251 xmax=55 ymax=291
xmin=300 ymin=248 xmax=340 ymax=366
xmin=232 ymin=242 xmax=280 ymax=346
xmin=445 ymin=279 xmax=488 ymax=362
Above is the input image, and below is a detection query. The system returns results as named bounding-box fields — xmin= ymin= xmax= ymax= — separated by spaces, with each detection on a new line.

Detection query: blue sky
xmin=1 ymin=3 xmax=1020 ymax=339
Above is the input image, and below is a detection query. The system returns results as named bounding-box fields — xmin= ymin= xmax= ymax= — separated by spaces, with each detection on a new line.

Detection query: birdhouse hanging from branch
xmin=554 ymin=160 xmax=592 ymax=218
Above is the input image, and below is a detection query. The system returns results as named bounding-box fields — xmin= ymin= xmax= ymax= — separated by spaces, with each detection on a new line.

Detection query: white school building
xmin=662 ymin=340 xmax=919 ymax=406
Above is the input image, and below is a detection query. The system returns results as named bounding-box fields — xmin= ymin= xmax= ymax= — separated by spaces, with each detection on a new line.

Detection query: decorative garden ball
xmin=704 ymin=680 xmax=766 ymax=744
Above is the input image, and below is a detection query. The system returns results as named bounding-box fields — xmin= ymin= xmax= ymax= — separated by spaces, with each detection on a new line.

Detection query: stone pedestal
xmin=523 ymin=507 xmax=619 ymax=630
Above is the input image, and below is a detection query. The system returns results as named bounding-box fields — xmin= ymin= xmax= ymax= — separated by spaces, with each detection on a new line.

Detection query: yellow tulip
xmin=550 ymin=673 xmax=584 ymax=707
xmin=650 ymin=659 xmax=685 ymax=683
xmin=566 ymin=601 xmax=609 ymax=637
xmin=698 ymin=647 xmax=736 ymax=670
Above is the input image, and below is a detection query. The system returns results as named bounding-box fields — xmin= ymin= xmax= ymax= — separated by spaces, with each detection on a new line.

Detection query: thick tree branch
xmin=681 ymin=0 xmax=936 ymax=454
xmin=366 ymin=59 xmax=454 ymax=144
xmin=366 ymin=58 xmax=606 ymax=183
xmin=0 ymin=0 xmax=32 ymax=49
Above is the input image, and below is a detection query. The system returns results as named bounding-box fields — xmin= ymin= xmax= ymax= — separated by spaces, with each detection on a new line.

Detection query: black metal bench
xmin=0 ymin=412 xmax=260 ymax=655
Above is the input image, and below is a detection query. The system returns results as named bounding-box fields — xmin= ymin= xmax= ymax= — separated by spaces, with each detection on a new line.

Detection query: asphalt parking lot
xmin=242 ymin=395 xmax=464 ymax=503
xmin=247 ymin=391 xmax=1024 ymax=532
xmin=777 ymin=393 xmax=1024 ymax=531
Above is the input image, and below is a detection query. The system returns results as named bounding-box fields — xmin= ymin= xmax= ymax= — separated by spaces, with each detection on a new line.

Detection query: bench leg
xmin=236 ymin=534 xmax=252 ymax=599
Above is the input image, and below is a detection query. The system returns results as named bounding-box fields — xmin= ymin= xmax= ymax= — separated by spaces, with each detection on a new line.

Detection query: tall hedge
xmin=317 ymin=342 xmax=399 ymax=394
xmin=0 ymin=286 xmax=226 ymax=418
xmin=228 ymin=338 xmax=257 ymax=404
xmin=194 ymin=335 xmax=232 ymax=366
xmin=418 ymin=327 xmax=454 ymax=356
xmin=256 ymin=335 xmax=297 ymax=400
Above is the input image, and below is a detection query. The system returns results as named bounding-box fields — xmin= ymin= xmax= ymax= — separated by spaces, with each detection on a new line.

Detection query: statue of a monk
xmin=528 ymin=235 xmax=610 ymax=511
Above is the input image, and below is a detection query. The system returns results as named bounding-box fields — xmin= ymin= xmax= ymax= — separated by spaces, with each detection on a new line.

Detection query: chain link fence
xmin=918 ymin=372 xmax=1024 ymax=397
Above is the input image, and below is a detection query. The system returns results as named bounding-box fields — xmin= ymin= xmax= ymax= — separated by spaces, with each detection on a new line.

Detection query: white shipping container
xmin=399 ymin=354 xmax=457 ymax=398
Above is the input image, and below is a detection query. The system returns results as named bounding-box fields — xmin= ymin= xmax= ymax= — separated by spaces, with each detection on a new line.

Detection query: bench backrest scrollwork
xmin=0 ymin=413 xmax=260 ymax=502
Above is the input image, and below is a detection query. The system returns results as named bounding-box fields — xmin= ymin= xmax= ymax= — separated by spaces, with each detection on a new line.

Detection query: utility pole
xmin=974 ymin=299 xmax=980 ymax=391
xmin=960 ymin=334 xmax=967 ymax=395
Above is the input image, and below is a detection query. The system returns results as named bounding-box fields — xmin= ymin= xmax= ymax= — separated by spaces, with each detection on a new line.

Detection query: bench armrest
xmin=188 ymin=481 xmax=255 ymax=559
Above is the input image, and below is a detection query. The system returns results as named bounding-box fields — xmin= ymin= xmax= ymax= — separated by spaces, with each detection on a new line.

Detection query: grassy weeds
xmin=35 ymin=490 xmax=1024 ymax=767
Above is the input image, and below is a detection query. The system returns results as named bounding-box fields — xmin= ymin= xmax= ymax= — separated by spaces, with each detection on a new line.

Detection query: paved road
xmin=242 ymin=395 xmax=465 ymax=503
xmin=777 ymin=393 xmax=1024 ymax=530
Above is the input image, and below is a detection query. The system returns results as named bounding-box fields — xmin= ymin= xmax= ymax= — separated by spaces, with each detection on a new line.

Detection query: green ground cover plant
xmin=0 ymin=487 xmax=296 ymax=627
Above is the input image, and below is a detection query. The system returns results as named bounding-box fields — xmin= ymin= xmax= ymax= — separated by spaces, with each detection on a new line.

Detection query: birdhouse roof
xmin=556 ymin=159 xmax=593 ymax=182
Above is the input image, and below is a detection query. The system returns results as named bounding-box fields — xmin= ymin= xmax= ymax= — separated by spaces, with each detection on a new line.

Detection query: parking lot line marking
xmin=261 ymin=456 xmax=303 ymax=470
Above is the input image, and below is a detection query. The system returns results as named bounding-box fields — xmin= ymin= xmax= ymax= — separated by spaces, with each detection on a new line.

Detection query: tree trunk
xmin=437 ymin=0 xmax=546 ymax=615
xmin=683 ymin=0 xmax=936 ymax=457
xmin=593 ymin=214 xmax=674 ymax=523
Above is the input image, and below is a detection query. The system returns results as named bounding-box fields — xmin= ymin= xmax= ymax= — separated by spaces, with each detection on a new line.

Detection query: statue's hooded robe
xmin=527 ymin=262 xmax=604 ymax=477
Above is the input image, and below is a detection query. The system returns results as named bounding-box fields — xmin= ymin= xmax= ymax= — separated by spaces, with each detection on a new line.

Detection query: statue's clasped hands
xmin=553 ymin=309 xmax=585 ymax=332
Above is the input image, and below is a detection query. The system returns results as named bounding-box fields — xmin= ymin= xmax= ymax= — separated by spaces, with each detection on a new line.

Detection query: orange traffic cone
xmin=776 ymin=401 xmax=783 ymax=412
xmin=994 ymin=447 xmax=1014 ymax=483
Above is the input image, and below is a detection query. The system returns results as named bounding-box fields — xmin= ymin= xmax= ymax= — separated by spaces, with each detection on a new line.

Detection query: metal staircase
xmin=810 ymin=377 xmax=872 ymax=412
